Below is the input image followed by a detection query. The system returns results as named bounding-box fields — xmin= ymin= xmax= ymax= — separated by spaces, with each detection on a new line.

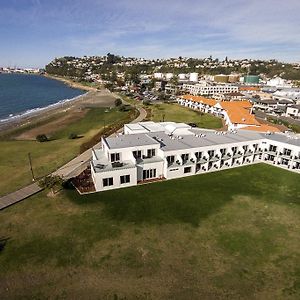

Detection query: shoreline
xmin=44 ymin=73 xmax=99 ymax=92
xmin=0 ymin=74 xmax=105 ymax=133
xmin=0 ymin=88 xmax=117 ymax=135
xmin=0 ymin=92 xmax=89 ymax=133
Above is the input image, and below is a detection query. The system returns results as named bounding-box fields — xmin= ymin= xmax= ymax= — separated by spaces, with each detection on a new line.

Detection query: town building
xmin=286 ymin=105 xmax=300 ymax=118
xmin=183 ymin=83 xmax=239 ymax=96
xmin=177 ymin=95 xmax=279 ymax=132
xmin=90 ymin=121 xmax=300 ymax=193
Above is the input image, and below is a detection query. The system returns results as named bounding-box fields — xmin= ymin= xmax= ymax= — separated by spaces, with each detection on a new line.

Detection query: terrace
xmin=72 ymin=167 xmax=96 ymax=194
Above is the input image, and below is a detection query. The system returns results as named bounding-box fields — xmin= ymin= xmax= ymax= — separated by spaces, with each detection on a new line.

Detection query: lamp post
xmin=28 ymin=152 xmax=35 ymax=181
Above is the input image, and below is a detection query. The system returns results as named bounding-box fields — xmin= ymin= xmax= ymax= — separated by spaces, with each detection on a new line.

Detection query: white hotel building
xmin=90 ymin=121 xmax=300 ymax=192
xmin=183 ymin=83 xmax=239 ymax=96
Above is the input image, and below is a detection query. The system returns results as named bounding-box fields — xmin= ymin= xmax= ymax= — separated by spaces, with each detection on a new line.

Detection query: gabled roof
xmin=181 ymin=95 xmax=283 ymax=132
xmin=239 ymin=86 xmax=260 ymax=91
xmin=181 ymin=95 xmax=217 ymax=106
xmin=219 ymin=101 xmax=259 ymax=126
xmin=241 ymin=124 xmax=281 ymax=133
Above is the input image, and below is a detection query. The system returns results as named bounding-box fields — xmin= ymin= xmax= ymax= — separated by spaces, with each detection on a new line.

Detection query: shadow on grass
xmin=66 ymin=164 xmax=300 ymax=227
xmin=0 ymin=237 xmax=10 ymax=253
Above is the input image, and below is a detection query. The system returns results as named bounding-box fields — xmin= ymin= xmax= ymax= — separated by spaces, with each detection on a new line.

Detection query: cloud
xmin=0 ymin=0 xmax=299 ymax=67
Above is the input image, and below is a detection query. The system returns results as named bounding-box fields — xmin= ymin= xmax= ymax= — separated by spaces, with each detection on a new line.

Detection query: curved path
xmin=0 ymin=96 xmax=146 ymax=210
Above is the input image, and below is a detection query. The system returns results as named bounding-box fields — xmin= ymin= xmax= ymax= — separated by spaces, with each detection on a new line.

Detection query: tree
xmin=36 ymin=134 xmax=48 ymax=142
xmin=114 ymin=98 xmax=122 ymax=107
xmin=38 ymin=175 xmax=64 ymax=195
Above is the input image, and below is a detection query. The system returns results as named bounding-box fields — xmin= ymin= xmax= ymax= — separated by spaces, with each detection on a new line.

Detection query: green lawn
xmin=0 ymin=164 xmax=299 ymax=299
xmin=118 ymin=94 xmax=222 ymax=129
xmin=0 ymin=107 xmax=132 ymax=196
xmin=150 ymin=103 xmax=222 ymax=129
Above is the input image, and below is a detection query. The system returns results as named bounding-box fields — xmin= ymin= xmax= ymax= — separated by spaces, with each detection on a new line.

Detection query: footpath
xmin=0 ymin=100 xmax=146 ymax=210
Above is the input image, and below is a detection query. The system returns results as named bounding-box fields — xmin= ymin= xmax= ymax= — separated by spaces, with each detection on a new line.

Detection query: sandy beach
xmin=44 ymin=74 xmax=99 ymax=92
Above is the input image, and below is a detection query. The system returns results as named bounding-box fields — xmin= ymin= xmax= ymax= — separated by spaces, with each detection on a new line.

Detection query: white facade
xmin=183 ymin=83 xmax=239 ymax=96
xmin=90 ymin=122 xmax=300 ymax=193
xmin=189 ymin=72 xmax=199 ymax=82
xmin=273 ymin=89 xmax=300 ymax=102
xmin=165 ymin=73 xmax=174 ymax=80
xmin=178 ymin=73 xmax=187 ymax=80
xmin=286 ymin=105 xmax=300 ymax=118
xmin=153 ymin=72 xmax=163 ymax=79
xmin=267 ymin=77 xmax=292 ymax=88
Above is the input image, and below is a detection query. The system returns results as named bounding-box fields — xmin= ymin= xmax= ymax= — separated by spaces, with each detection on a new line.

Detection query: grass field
xmin=119 ymin=94 xmax=222 ymax=130
xmin=0 ymin=164 xmax=299 ymax=299
xmin=0 ymin=107 xmax=132 ymax=196
xmin=149 ymin=102 xmax=222 ymax=129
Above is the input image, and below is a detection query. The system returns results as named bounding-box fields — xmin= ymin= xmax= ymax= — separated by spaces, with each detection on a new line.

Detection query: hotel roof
xmin=147 ymin=129 xmax=266 ymax=152
xmin=104 ymin=122 xmax=300 ymax=152
xmin=104 ymin=133 xmax=160 ymax=149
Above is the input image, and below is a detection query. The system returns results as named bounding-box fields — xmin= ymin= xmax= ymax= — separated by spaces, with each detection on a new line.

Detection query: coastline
xmin=0 ymin=75 xmax=109 ymax=134
xmin=0 ymin=88 xmax=117 ymax=135
xmin=0 ymin=92 xmax=89 ymax=132
xmin=44 ymin=73 xmax=99 ymax=92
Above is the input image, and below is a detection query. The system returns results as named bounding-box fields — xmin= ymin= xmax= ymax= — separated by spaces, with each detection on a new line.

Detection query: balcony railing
xmin=233 ymin=152 xmax=242 ymax=158
xmin=265 ymin=150 xmax=278 ymax=155
xmin=209 ymin=156 xmax=220 ymax=162
xmin=244 ymin=150 xmax=254 ymax=156
xmin=222 ymin=153 xmax=232 ymax=160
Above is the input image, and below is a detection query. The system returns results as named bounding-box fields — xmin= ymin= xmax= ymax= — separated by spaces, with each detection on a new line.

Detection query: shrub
xmin=36 ymin=134 xmax=48 ymax=142
xmin=38 ymin=175 xmax=64 ymax=194
xmin=68 ymin=133 xmax=78 ymax=139
xmin=114 ymin=98 xmax=122 ymax=107
xmin=118 ymin=104 xmax=128 ymax=112
xmin=143 ymin=100 xmax=151 ymax=106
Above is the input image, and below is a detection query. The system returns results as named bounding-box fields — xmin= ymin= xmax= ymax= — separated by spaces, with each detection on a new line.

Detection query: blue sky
xmin=0 ymin=0 xmax=299 ymax=67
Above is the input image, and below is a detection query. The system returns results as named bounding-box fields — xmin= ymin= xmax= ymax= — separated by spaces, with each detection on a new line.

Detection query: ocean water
xmin=0 ymin=73 xmax=85 ymax=122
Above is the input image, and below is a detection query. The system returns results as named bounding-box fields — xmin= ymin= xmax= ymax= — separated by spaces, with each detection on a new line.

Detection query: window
xmin=133 ymin=150 xmax=142 ymax=159
xmin=103 ymin=177 xmax=113 ymax=187
xmin=167 ymin=155 xmax=175 ymax=166
xmin=283 ymin=148 xmax=292 ymax=156
xmin=181 ymin=153 xmax=189 ymax=162
xmin=184 ymin=167 xmax=192 ymax=173
xmin=220 ymin=148 xmax=226 ymax=156
xmin=195 ymin=152 xmax=202 ymax=160
xmin=120 ymin=175 xmax=130 ymax=184
xmin=147 ymin=149 xmax=155 ymax=158
xmin=110 ymin=153 xmax=120 ymax=162
xmin=143 ymin=169 xmax=156 ymax=180
xmin=208 ymin=150 xmax=215 ymax=158
xmin=269 ymin=145 xmax=277 ymax=152
xmin=231 ymin=147 xmax=237 ymax=154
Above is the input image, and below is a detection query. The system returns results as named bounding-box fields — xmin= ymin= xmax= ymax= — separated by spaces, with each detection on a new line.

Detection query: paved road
xmin=0 ymin=101 xmax=147 ymax=210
